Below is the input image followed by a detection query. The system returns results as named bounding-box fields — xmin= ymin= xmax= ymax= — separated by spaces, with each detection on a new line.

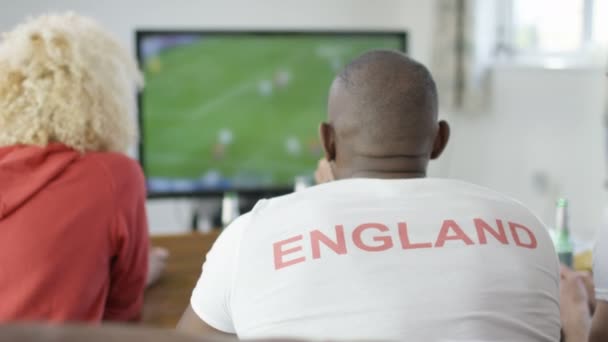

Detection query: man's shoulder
xmin=429 ymin=179 xmax=545 ymax=221
xmin=258 ymin=178 xmax=526 ymax=206
xmin=436 ymin=179 xmax=528 ymax=204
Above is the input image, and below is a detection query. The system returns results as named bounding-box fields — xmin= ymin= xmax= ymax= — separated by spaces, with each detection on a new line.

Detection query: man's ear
xmin=430 ymin=120 xmax=450 ymax=160
xmin=319 ymin=122 xmax=336 ymax=161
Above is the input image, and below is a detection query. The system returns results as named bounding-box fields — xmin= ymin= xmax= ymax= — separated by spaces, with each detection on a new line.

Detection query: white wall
xmin=0 ymin=0 xmax=437 ymax=234
xmin=0 ymin=0 xmax=435 ymax=61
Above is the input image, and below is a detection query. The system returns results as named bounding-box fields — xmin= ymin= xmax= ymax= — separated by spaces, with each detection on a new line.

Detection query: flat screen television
xmin=137 ymin=30 xmax=407 ymax=198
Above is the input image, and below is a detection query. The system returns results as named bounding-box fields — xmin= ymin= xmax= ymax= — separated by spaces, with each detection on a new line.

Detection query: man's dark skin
xmin=178 ymin=50 xmax=450 ymax=336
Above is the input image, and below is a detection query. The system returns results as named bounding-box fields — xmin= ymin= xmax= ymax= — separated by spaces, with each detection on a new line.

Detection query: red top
xmin=0 ymin=144 xmax=149 ymax=323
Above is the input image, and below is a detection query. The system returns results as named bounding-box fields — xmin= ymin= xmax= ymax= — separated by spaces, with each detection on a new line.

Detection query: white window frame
xmin=498 ymin=0 xmax=601 ymax=66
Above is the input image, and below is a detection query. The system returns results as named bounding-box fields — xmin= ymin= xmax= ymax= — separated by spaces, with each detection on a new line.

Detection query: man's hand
xmin=579 ymin=270 xmax=596 ymax=314
xmin=314 ymin=158 xmax=335 ymax=184
xmin=560 ymin=265 xmax=592 ymax=342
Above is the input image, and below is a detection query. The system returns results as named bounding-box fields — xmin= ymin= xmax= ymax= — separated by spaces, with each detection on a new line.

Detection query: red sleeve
xmin=103 ymin=158 xmax=149 ymax=322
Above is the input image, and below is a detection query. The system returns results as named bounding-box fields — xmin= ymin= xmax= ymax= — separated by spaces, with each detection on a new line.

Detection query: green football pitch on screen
xmin=139 ymin=33 xmax=404 ymax=193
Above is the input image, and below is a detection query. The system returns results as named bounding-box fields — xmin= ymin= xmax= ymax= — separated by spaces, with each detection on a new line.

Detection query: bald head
xmin=320 ymin=50 xmax=449 ymax=179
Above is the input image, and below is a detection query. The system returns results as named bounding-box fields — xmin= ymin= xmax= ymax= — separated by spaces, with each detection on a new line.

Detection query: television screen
xmin=137 ymin=31 xmax=407 ymax=196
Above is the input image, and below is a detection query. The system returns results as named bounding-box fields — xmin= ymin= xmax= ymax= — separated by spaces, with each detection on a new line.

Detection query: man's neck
xmin=336 ymin=156 xmax=429 ymax=180
xmin=339 ymin=169 xmax=427 ymax=180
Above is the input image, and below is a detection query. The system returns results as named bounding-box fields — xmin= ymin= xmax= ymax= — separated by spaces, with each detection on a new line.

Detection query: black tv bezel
xmin=136 ymin=29 xmax=408 ymax=199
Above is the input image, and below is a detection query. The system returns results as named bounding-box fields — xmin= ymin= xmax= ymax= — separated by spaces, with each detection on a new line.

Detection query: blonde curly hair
xmin=0 ymin=12 xmax=142 ymax=153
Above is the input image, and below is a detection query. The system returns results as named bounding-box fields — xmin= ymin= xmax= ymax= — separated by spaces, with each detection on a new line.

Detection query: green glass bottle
xmin=554 ymin=198 xmax=574 ymax=267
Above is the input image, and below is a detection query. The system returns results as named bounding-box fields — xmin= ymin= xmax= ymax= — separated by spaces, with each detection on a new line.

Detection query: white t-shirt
xmin=594 ymin=224 xmax=608 ymax=302
xmin=191 ymin=178 xmax=560 ymax=341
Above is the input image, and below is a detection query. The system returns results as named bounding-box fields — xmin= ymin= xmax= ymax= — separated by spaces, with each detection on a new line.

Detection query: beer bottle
xmin=554 ymin=198 xmax=574 ymax=267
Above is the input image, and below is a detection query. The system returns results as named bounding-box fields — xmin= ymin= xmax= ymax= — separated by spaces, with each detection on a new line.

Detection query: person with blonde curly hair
xmin=0 ymin=13 xmax=151 ymax=323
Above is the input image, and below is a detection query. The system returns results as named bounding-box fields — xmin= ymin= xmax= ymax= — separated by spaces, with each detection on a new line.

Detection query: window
xmin=593 ymin=0 xmax=608 ymax=46
xmin=507 ymin=0 xmax=607 ymax=57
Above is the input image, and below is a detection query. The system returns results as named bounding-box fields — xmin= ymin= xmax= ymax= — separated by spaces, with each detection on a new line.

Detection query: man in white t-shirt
xmin=177 ymin=50 xmax=560 ymax=341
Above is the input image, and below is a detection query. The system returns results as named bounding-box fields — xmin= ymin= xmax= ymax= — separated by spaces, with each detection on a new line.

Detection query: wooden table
xmin=142 ymin=231 xmax=220 ymax=328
